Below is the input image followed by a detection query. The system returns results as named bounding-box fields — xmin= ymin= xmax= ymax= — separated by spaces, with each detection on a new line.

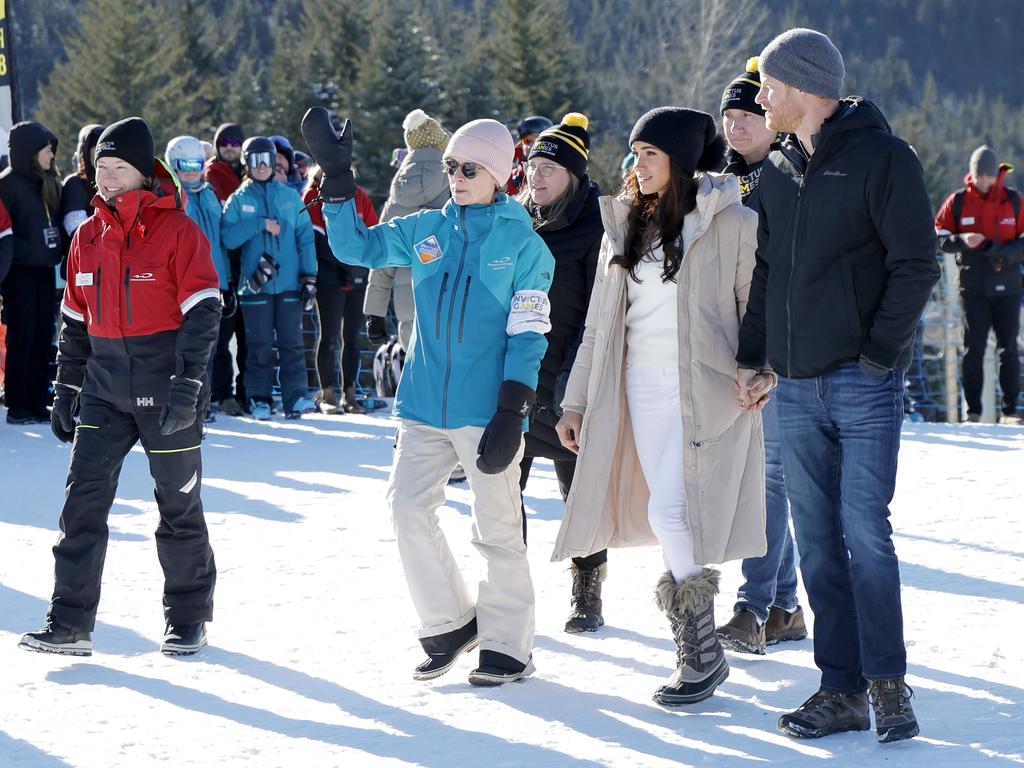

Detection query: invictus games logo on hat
xmin=97 ymin=141 xmax=116 ymax=152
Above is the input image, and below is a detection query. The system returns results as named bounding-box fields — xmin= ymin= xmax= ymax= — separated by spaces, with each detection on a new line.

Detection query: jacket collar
xmin=92 ymin=159 xmax=183 ymax=232
xmin=964 ymin=163 xmax=1014 ymax=201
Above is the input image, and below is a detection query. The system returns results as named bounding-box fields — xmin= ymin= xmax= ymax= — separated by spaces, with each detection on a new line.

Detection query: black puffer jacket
xmin=525 ymin=178 xmax=603 ymax=460
xmin=736 ymin=98 xmax=940 ymax=378
xmin=0 ymin=122 xmax=62 ymax=268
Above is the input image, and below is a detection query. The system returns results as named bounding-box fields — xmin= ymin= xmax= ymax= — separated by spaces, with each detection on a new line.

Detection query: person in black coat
xmin=0 ymin=121 xmax=63 ymax=424
xmin=58 ymin=124 xmax=105 ymax=258
xmin=516 ymin=113 xmax=606 ymax=632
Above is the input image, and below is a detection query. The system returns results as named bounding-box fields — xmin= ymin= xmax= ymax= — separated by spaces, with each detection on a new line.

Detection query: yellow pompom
xmin=561 ymin=112 xmax=589 ymax=130
xmin=746 ymin=56 xmax=759 ymax=73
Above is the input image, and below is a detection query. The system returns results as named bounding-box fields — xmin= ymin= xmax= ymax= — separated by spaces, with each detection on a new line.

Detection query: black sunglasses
xmin=443 ymin=159 xmax=479 ymax=179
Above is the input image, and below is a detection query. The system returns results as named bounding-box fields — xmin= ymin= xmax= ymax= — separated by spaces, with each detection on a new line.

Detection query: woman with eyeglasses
xmin=513 ymin=113 xmax=608 ymax=633
xmin=222 ymin=136 xmax=317 ymax=420
xmin=302 ymin=108 xmax=553 ymax=687
xmin=552 ymin=108 xmax=769 ymax=707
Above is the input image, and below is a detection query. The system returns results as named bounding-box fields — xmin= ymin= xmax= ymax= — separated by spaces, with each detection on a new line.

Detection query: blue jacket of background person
xmin=323 ymin=193 xmax=555 ymax=429
xmin=182 ymin=181 xmax=229 ymax=290
xmin=222 ymin=177 xmax=316 ymax=295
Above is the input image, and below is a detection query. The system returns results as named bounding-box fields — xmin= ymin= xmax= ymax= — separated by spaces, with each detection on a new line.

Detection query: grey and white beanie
xmin=759 ymin=28 xmax=845 ymax=100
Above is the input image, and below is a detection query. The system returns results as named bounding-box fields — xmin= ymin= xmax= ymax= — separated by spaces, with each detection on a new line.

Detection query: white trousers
xmin=626 ymin=365 xmax=701 ymax=582
xmin=387 ymin=420 xmax=535 ymax=665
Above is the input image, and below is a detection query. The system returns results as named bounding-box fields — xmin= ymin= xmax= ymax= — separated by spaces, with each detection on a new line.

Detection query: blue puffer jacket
xmin=183 ymin=181 xmax=229 ymax=290
xmin=222 ymin=177 xmax=316 ymax=295
xmin=324 ymin=194 xmax=555 ymax=429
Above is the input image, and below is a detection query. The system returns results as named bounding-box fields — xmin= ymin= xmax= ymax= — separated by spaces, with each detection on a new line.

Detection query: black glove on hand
xmin=221 ymin=288 xmax=237 ymax=318
xmin=50 ymin=383 xmax=79 ymax=443
xmin=301 ymin=107 xmax=357 ymax=202
xmin=301 ymin=276 xmax=317 ymax=311
xmin=476 ymin=380 xmax=536 ymax=475
xmin=247 ymin=254 xmax=280 ymax=294
xmin=366 ymin=315 xmax=388 ymax=346
xmin=159 ymin=376 xmax=202 ymax=435
xmin=552 ymin=370 xmax=570 ymax=418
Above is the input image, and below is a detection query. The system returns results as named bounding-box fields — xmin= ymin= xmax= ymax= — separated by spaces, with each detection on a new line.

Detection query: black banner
xmin=0 ymin=0 xmax=21 ymax=159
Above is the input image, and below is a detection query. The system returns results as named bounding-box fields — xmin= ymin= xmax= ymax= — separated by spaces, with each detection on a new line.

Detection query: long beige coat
xmin=551 ymin=172 xmax=766 ymax=566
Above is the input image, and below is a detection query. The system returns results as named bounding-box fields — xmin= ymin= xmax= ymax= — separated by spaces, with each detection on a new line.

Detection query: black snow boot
xmin=868 ymin=678 xmax=920 ymax=743
xmin=468 ymin=650 xmax=535 ymax=687
xmin=653 ymin=568 xmax=729 ymax=706
xmin=414 ymin=617 xmax=478 ymax=681
xmin=565 ymin=563 xmax=606 ymax=633
xmin=778 ymin=688 xmax=871 ymax=739
xmin=20 ymin=618 xmax=93 ymax=657
xmin=161 ymin=622 xmax=208 ymax=656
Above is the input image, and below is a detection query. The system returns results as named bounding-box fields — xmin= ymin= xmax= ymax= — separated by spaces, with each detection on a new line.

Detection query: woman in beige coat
xmin=554 ymin=107 xmax=773 ymax=707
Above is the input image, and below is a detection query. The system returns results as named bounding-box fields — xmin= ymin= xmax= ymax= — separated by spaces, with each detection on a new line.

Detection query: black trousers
xmin=241 ymin=292 xmax=306 ymax=411
xmin=961 ymin=293 xmax=1021 ymax=416
xmin=519 ymin=454 xmax=608 ymax=570
xmin=316 ymin=286 xmax=365 ymax=390
xmin=210 ymin=305 xmax=247 ymax=404
xmin=1 ymin=264 xmax=56 ymax=415
xmin=50 ymin=394 xmax=216 ymax=631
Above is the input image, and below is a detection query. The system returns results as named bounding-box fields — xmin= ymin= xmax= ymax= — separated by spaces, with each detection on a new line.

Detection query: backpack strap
xmin=1006 ymin=188 xmax=1022 ymax=221
xmin=951 ymin=189 xmax=965 ymax=230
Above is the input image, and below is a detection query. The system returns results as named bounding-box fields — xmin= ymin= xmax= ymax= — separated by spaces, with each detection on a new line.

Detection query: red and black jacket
xmin=204 ymin=158 xmax=242 ymax=203
xmin=304 ymin=180 xmax=377 ymax=290
xmin=57 ymin=160 xmax=222 ymax=413
xmin=935 ymin=165 xmax=1024 ymax=297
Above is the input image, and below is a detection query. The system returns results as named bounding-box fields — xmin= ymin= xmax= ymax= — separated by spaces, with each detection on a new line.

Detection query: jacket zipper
xmin=457 ymin=275 xmax=472 ymax=343
xmin=435 ymin=272 xmax=450 ymax=339
xmin=95 ymin=265 xmax=103 ymax=323
xmin=124 ymin=267 xmax=133 ymax=326
xmin=787 ymin=178 xmax=803 ymax=379
xmin=441 ymin=208 xmax=470 ymax=428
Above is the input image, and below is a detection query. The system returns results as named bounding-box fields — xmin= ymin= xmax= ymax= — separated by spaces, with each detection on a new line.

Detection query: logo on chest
xmin=487 ymin=256 xmax=513 ymax=271
xmin=413 ymin=235 xmax=443 ymax=264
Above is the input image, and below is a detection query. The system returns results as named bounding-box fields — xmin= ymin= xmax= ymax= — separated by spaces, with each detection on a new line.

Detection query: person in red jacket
xmin=19 ymin=117 xmax=222 ymax=658
xmin=204 ymin=123 xmax=245 ymax=203
xmin=935 ymin=145 xmax=1024 ymax=423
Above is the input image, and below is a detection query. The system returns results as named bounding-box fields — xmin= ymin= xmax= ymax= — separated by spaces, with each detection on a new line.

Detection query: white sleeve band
xmin=0 ymin=227 xmax=11 ymax=239
xmin=63 ymin=210 xmax=88 ymax=237
xmin=180 ymin=288 xmax=222 ymax=315
xmin=507 ymin=289 xmax=552 ymax=336
xmin=61 ymin=302 xmax=85 ymax=322
xmin=935 ymin=228 xmax=953 ymax=236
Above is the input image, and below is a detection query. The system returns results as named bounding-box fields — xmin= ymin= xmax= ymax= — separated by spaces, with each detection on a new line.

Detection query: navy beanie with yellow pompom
xmin=721 ymin=57 xmax=764 ymax=116
xmin=528 ymin=112 xmax=591 ymax=180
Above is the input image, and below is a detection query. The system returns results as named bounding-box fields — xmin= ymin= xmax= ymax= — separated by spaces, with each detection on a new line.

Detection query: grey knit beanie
xmin=969 ymin=145 xmax=998 ymax=178
xmin=759 ymin=28 xmax=845 ymax=99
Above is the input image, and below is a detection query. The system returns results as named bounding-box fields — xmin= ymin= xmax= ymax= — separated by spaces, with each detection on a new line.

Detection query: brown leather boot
xmin=765 ymin=605 xmax=808 ymax=645
xmin=716 ymin=608 xmax=766 ymax=654
xmin=342 ymin=386 xmax=365 ymax=414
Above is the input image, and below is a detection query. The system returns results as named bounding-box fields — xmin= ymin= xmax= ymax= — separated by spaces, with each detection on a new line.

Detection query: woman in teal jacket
xmin=222 ymin=137 xmax=317 ymax=419
xmin=303 ymin=109 xmax=554 ymax=687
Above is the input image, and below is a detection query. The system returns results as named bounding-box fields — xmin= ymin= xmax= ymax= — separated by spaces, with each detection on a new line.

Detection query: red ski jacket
xmin=205 ymin=158 xmax=243 ymax=202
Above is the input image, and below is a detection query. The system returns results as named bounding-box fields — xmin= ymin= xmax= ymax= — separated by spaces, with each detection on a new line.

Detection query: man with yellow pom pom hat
xmin=517 ymin=112 xmax=609 ymax=633
xmin=720 ymin=56 xmax=778 ymax=210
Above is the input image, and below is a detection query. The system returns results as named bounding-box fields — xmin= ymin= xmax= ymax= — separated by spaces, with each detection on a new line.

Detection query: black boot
xmin=779 ymin=689 xmax=870 ymax=739
xmin=414 ymin=618 xmax=478 ymax=681
xmin=869 ymin=678 xmax=919 ymax=743
xmin=161 ymin=622 xmax=208 ymax=656
xmin=653 ymin=568 xmax=729 ymax=706
xmin=565 ymin=563 xmax=606 ymax=633
xmin=20 ymin=618 xmax=93 ymax=656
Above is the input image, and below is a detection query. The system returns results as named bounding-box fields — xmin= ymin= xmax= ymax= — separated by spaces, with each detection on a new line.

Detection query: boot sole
xmin=765 ymin=632 xmax=808 ymax=646
xmin=412 ymin=636 xmax=479 ymax=681
xmin=779 ymin=719 xmax=871 ymax=739
xmin=878 ymin=722 xmax=920 ymax=743
xmin=468 ymin=659 xmax=536 ymax=687
xmin=718 ymin=633 xmax=766 ymax=655
xmin=654 ymin=660 xmax=729 ymax=706
xmin=564 ymin=617 xmax=604 ymax=634
xmin=19 ymin=637 xmax=93 ymax=657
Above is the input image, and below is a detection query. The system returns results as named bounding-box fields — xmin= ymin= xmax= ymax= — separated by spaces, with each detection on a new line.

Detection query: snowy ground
xmin=1 ymin=411 xmax=1022 ymax=767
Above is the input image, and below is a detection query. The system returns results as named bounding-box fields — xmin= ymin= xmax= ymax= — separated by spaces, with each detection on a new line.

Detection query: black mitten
xmin=247 ymin=254 xmax=280 ymax=294
xmin=366 ymin=315 xmax=388 ymax=346
xmin=301 ymin=107 xmax=357 ymax=202
xmin=50 ymin=383 xmax=79 ymax=443
xmin=159 ymin=376 xmax=202 ymax=435
xmin=301 ymin=276 xmax=317 ymax=311
xmin=222 ymin=288 xmax=237 ymax=318
xmin=476 ymin=380 xmax=536 ymax=474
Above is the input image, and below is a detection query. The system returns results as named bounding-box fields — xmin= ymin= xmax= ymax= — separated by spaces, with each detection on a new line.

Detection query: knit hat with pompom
xmin=403 ymin=109 xmax=449 ymax=152
xmin=528 ymin=112 xmax=591 ymax=180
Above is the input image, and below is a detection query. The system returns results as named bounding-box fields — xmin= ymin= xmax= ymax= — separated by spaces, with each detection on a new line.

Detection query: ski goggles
xmin=443 ymin=159 xmax=480 ymax=179
xmin=173 ymin=158 xmax=205 ymax=173
xmin=246 ymin=151 xmax=276 ymax=169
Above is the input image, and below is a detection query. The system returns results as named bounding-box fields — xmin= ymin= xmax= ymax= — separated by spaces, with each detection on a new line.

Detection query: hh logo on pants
xmin=137 ymin=396 xmax=155 ymax=407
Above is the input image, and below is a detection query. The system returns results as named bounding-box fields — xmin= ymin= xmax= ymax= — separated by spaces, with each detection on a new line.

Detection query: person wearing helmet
xmin=269 ymin=134 xmax=305 ymax=194
xmin=508 ymin=115 xmax=553 ymax=195
xmin=222 ymin=137 xmax=317 ymax=420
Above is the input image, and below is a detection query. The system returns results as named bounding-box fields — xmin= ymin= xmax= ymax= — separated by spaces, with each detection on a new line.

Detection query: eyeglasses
xmin=525 ymin=162 xmax=564 ymax=179
xmin=443 ymin=159 xmax=479 ymax=179
xmin=174 ymin=158 xmax=205 ymax=173
xmin=219 ymin=138 xmax=242 ymax=149
xmin=246 ymin=152 xmax=275 ymax=169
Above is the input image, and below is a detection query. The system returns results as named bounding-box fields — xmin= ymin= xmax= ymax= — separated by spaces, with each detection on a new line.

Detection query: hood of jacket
xmin=964 ymin=163 xmax=1014 ymax=200
xmin=9 ymin=121 xmax=58 ymax=178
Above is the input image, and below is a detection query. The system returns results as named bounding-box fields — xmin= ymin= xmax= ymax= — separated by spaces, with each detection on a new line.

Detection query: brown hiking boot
xmin=716 ymin=608 xmax=766 ymax=654
xmin=868 ymin=678 xmax=919 ymax=743
xmin=778 ymin=689 xmax=870 ymax=739
xmin=342 ymin=386 xmax=365 ymax=414
xmin=765 ymin=605 xmax=808 ymax=645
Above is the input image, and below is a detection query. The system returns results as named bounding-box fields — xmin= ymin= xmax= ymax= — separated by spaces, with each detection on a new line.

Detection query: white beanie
xmin=165 ymin=135 xmax=205 ymax=167
xmin=443 ymin=119 xmax=515 ymax=188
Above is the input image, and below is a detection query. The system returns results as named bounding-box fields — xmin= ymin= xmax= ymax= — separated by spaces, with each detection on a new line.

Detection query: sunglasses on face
xmin=246 ymin=152 xmax=275 ymax=169
xmin=219 ymin=139 xmax=242 ymax=149
xmin=174 ymin=158 xmax=205 ymax=173
xmin=526 ymin=162 xmax=563 ymax=179
xmin=443 ymin=159 xmax=480 ymax=179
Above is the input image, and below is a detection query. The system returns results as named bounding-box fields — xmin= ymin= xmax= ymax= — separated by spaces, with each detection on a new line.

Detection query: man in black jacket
xmin=734 ymin=28 xmax=939 ymax=745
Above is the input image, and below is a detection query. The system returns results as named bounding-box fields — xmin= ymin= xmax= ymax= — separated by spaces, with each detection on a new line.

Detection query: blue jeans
xmin=776 ymin=362 xmax=907 ymax=693
xmin=734 ymin=397 xmax=799 ymax=623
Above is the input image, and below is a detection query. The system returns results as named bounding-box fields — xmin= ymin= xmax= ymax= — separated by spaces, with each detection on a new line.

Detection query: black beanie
xmin=628 ymin=107 xmax=726 ymax=177
xmin=528 ymin=112 xmax=590 ymax=180
xmin=214 ymin=122 xmax=245 ymax=147
xmin=721 ymin=57 xmax=765 ymax=116
xmin=95 ymin=117 xmax=155 ymax=179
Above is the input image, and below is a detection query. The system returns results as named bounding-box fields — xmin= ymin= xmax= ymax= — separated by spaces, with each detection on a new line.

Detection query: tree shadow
xmin=898 ymin=561 xmax=1024 ymax=603
xmin=0 ymin=729 xmax=73 ymax=767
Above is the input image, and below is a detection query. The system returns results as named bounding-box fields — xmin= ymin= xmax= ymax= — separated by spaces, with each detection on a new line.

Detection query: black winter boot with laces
xmin=869 ymin=678 xmax=919 ymax=743
xmin=20 ymin=618 xmax=93 ymax=656
xmin=652 ymin=568 xmax=729 ymax=706
xmin=565 ymin=563 xmax=607 ymax=633
xmin=778 ymin=689 xmax=870 ymax=739
xmin=161 ymin=622 xmax=208 ymax=656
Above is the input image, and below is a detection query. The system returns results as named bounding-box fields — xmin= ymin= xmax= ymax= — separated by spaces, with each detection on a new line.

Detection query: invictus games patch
xmin=413 ymin=235 xmax=443 ymax=264
xmin=738 ymin=165 xmax=763 ymax=203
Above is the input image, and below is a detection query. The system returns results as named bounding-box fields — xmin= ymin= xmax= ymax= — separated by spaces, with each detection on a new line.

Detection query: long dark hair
xmin=516 ymin=172 xmax=581 ymax=230
xmin=610 ymin=159 xmax=698 ymax=283
xmin=32 ymin=154 xmax=62 ymax=214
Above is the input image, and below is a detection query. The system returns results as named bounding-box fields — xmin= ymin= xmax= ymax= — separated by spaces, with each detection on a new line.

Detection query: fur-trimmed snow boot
xmin=653 ymin=567 xmax=729 ymax=706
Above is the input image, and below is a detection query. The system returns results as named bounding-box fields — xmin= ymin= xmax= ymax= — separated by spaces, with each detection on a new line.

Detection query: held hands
xmin=555 ymin=410 xmax=583 ymax=455
xmin=300 ymin=107 xmax=357 ymax=202
xmin=734 ymin=368 xmax=776 ymax=412
xmin=962 ymin=232 xmax=986 ymax=250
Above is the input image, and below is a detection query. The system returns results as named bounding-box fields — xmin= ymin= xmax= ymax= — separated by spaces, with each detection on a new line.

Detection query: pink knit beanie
xmin=443 ymin=118 xmax=515 ymax=188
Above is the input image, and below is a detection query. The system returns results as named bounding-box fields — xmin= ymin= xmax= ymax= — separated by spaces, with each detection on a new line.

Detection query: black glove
xmin=50 ymin=383 xmax=79 ymax=443
xmin=301 ymin=107 xmax=357 ymax=202
xmin=476 ymin=380 xmax=536 ymax=475
xmin=301 ymin=276 xmax=317 ymax=311
xmin=366 ymin=315 xmax=388 ymax=346
xmin=552 ymin=370 xmax=570 ymax=418
xmin=247 ymin=254 xmax=280 ymax=294
xmin=159 ymin=376 xmax=202 ymax=435
xmin=221 ymin=288 xmax=237 ymax=318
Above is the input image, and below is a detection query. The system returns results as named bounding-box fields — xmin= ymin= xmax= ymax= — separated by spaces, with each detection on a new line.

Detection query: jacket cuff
xmin=859 ymin=336 xmax=898 ymax=371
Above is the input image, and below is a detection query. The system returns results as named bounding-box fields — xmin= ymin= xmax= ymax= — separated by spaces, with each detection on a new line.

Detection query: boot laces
xmin=571 ymin=568 xmax=600 ymax=613
xmin=868 ymin=680 xmax=914 ymax=716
